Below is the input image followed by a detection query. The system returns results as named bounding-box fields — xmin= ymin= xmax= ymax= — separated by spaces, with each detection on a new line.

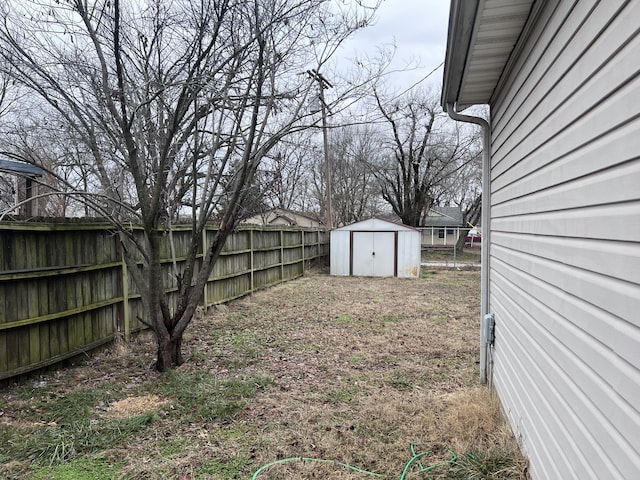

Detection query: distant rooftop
xmin=0 ymin=159 xmax=44 ymax=177
xmin=423 ymin=206 xmax=463 ymax=227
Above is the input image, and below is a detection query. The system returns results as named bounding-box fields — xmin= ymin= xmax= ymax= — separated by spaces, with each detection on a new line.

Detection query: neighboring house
xmin=241 ymin=208 xmax=323 ymax=228
xmin=421 ymin=206 xmax=465 ymax=247
xmin=442 ymin=1 xmax=640 ymax=479
xmin=0 ymin=159 xmax=44 ymax=216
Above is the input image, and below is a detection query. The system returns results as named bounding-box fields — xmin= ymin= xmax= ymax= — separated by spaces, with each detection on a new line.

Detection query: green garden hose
xmin=251 ymin=444 xmax=457 ymax=479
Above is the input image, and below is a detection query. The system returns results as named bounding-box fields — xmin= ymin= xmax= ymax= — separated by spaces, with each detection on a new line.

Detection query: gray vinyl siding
xmin=488 ymin=1 xmax=640 ymax=479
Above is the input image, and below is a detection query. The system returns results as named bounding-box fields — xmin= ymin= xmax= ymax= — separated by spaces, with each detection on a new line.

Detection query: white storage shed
xmin=330 ymin=218 xmax=421 ymax=278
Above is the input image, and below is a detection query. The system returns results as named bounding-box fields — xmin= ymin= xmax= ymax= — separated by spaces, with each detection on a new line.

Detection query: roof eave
xmin=441 ymin=0 xmax=539 ymax=112
xmin=441 ymin=0 xmax=481 ymax=111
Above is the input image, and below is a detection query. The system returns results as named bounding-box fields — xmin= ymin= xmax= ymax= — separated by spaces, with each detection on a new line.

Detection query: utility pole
xmin=307 ymin=69 xmax=333 ymax=229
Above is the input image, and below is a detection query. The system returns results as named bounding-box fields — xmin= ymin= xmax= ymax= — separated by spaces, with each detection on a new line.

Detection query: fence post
xmin=280 ymin=229 xmax=285 ymax=281
xmin=250 ymin=228 xmax=255 ymax=293
xmin=202 ymin=227 xmax=208 ymax=310
xmin=301 ymin=230 xmax=305 ymax=273
xmin=121 ymin=250 xmax=130 ymax=342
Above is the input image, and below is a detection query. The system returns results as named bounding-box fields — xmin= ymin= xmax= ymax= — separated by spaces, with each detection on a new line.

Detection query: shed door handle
xmin=372 ymin=251 xmax=375 ymax=256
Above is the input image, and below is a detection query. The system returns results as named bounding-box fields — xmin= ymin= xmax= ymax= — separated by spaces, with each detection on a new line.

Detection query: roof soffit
xmin=442 ymin=0 xmax=537 ymax=110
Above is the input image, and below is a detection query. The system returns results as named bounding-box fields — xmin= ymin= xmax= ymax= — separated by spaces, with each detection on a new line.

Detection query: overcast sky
xmin=336 ymin=0 xmax=451 ymax=93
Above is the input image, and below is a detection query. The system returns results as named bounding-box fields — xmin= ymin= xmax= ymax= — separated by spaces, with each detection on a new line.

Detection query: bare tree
xmin=430 ymin=112 xmax=484 ymax=250
xmin=371 ymin=88 xmax=478 ymax=227
xmin=257 ymin=131 xmax=318 ymax=213
xmin=436 ymin=130 xmax=482 ymax=226
xmin=0 ymin=69 xmax=29 ymax=214
xmin=2 ymin=112 xmax=102 ymax=216
xmin=0 ymin=0 xmax=377 ymax=370
xmin=327 ymin=124 xmax=385 ymax=225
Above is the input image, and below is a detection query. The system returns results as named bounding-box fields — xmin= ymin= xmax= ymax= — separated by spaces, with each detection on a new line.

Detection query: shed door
xmin=351 ymin=231 xmax=396 ymax=277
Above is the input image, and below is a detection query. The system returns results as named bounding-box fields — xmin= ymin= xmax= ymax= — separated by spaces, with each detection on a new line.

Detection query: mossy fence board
xmin=0 ymin=222 xmax=328 ymax=380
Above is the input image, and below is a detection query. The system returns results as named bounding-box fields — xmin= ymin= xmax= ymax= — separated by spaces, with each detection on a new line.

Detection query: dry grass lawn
xmin=0 ymin=269 xmax=527 ymax=479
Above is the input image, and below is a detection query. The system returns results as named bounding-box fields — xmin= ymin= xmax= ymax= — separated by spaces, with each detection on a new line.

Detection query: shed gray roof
xmin=441 ymin=0 xmax=537 ymax=110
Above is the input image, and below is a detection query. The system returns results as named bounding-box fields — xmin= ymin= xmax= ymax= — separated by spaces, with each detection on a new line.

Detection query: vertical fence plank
xmin=0 ymin=282 xmax=5 ymax=374
xmin=121 ymin=250 xmax=130 ymax=341
xmin=6 ymin=329 xmax=19 ymax=371
xmin=29 ymin=324 xmax=40 ymax=366
xmin=17 ymin=326 xmax=29 ymax=369
xmin=301 ymin=230 xmax=305 ymax=273
xmin=202 ymin=227 xmax=208 ymax=310
xmin=0 ymin=328 xmax=6 ymax=375
xmin=280 ymin=230 xmax=284 ymax=281
xmin=67 ymin=277 xmax=80 ymax=351
xmin=250 ymin=229 xmax=255 ymax=293
xmin=38 ymin=322 xmax=50 ymax=369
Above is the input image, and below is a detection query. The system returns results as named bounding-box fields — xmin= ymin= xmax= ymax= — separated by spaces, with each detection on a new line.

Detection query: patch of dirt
xmin=103 ymin=395 xmax=167 ymax=419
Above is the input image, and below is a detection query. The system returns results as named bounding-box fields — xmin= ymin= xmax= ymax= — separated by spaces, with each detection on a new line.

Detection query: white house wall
xmin=489 ymin=1 xmax=640 ymax=479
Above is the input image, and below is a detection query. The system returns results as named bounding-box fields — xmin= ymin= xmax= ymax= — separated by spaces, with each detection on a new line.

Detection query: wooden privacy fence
xmin=0 ymin=222 xmax=328 ymax=381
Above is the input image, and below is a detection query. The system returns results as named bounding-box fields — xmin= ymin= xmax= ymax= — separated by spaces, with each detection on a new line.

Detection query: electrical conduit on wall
xmin=446 ymin=103 xmax=491 ymax=384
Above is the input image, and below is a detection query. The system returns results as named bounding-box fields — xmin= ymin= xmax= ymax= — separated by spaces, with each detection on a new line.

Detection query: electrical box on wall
xmin=483 ymin=313 xmax=495 ymax=345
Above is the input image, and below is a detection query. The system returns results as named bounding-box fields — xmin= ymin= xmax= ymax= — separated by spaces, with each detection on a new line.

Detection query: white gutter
xmin=446 ymin=103 xmax=491 ymax=384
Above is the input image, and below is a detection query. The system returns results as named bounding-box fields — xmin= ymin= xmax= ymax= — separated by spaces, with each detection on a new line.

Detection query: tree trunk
xmin=455 ymin=194 xmax=482 ymax=253
xmin=155 ymin=335 xmax=184 ymax=372
xmin=455 ymin=230 xmax=466 ymax=253
xmin=465 ymin=194 xmax=482 ymax=227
